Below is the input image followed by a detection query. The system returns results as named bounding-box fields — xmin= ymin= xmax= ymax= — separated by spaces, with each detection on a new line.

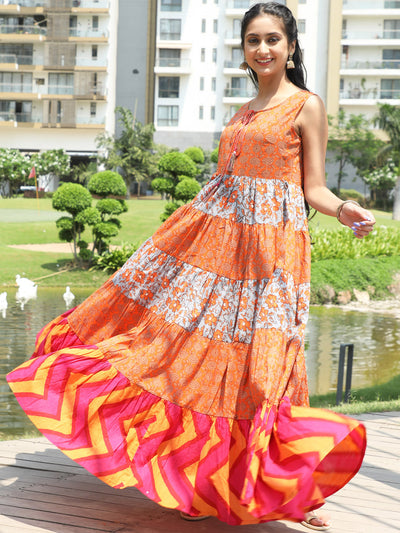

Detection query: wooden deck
xmin=0 ymin=411 xmax=399 ymax=533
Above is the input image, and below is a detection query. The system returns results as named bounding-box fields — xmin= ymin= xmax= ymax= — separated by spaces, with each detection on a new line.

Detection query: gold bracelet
xmin=336 ymin=200 xmax=360 ymax=225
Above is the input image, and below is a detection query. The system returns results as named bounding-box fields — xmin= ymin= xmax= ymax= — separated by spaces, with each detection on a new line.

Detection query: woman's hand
xmin=338 ymin=201 xmax=376 ymax=239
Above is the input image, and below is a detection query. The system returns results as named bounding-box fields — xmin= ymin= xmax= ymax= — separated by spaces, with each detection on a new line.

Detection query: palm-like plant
xmin=375 ymin=104 xmax=400 ymax=219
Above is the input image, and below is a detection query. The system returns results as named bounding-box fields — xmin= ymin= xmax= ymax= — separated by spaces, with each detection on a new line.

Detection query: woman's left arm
xmin=296 ymin=94 xmax=375 ymax=239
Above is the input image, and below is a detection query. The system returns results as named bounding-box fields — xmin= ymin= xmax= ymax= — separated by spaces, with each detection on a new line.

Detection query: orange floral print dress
xmin=7 ymin=90 xmax=366 ymax=525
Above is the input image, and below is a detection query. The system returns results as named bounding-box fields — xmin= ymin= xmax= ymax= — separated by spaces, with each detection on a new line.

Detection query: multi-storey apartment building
xmin=0 ymin=0 xmax=118 ymax=160
xmin=153 ymin=0 xmax=400 ymax=150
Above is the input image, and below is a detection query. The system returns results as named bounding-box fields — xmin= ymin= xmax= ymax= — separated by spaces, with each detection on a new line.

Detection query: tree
xmin=87 ymin=171 xmax=128 ymax=255
xmin=374 ymin=103 xmax=400 ymax=219
xmin=362 ymin=160 xmax=397 ymax=209
xmin=96 ymin=106 xmax=157 ymax=196
xmin=31 ymin=149 xmax=71 ymax=190
xmin=328 ymin=110 xmax=384 ymax=193
xmin=52 ymin=183 xmax=92 ymax=262
xmin=152 ymin=152 xmax=200 ymax=221
xmin=0 ymin=149 xmax=31 ymax=197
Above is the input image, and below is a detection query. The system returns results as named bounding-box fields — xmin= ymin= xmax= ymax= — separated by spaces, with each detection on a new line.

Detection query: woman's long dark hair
xmin=241 ymin=2 xmax=308 ymax=91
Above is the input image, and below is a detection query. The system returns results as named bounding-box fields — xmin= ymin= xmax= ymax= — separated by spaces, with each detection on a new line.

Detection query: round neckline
xmin=246 ymin=90 xmax=306 ymax=113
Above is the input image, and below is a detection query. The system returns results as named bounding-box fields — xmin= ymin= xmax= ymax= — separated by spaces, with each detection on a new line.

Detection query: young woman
xmin=7 ymin=2 xmax=374 ymax=531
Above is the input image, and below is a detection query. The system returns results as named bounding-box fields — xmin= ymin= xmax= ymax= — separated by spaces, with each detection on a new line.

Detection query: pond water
xmin=1 ymin=287 xmax=400 ymax=438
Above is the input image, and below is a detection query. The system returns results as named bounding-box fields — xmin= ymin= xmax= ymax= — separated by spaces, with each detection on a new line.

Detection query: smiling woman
xmin=6 ymin=3 xmax=375 ymax=532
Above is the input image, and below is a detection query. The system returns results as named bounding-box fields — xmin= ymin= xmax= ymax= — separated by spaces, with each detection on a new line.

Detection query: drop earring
xmin=287 ymin=54 xmax=295 ymax=69
xmin=239 ymin=61 xmax=248 ymax=70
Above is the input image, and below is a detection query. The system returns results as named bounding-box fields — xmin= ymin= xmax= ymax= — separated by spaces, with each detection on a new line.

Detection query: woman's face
xmin=243 ymin=14 xmax=295 ymax=80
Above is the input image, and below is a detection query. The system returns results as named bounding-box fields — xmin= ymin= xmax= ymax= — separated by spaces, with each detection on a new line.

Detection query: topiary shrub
xmin=184 ymin=146 xmax=205 ymax=165
xmin=52 ymin=183 xmax=92 ymax=261
xmin=88 ymin=170 xmax=127 ymax=198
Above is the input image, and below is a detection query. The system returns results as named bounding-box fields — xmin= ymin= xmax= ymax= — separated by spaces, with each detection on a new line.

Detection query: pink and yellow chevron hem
xmin=7 ymin=312 xmax=366 ymax=526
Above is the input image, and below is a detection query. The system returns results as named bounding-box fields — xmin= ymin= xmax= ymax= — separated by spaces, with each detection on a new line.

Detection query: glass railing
xmin=340 ymin=89 xmax=400 ymax=99
xmin=224 ymin=87 xmax=254 ymax=97
xmin=47 ymin=84 xmax=74 ymax=95
xmin=343 ymin=0 xmax=400 ymax=8
xmin=74 ymin=0 xmax=109 ymax=7
xmin=0 ymin=82 xmax=33 ymax=92
xmin=0 ymin=53 xmax=34 ymax=64
xmin=75 ymin=57 xmax=106 ymax=67
xmin=341 ymin=59 xmax=400 ymax=69
xmin=226 ymin=0 xmax=252 ymax=8
xmin=224 ymin=60 xmax=244 ymax=68
xmin=343 ymin=29 xmax=400 ymax=39
xmin=0 ymin=1 xmax=46 ymax=6
xmin=155 ymin=57 xmax=191 ymax=68
xmin=225 ymin=31 xmax=241 ymax=40
xmin=0 ymin=112 xmax=33 ymax=122
xmin=76 ymin=116 xmax=106 ymax=124
xmin=0 ymin=24 xmax=46 ymax=35
xmin=69 ymin=28 xmax=108 ymax=37
xmin=159 ymin=32 xmax=181 ymax=40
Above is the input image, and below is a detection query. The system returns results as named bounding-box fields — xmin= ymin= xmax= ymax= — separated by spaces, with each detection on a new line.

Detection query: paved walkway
xmin=0 ymin=411 xmax=399 ymax=533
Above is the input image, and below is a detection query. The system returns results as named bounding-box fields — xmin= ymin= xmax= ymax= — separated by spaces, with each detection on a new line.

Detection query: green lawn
xmin=0 ymin=197 xmax=166 ymax=287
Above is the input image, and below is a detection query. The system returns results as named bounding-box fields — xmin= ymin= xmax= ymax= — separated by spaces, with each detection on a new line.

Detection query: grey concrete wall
xmin=116 ymin=0 xmax=149 ymax=133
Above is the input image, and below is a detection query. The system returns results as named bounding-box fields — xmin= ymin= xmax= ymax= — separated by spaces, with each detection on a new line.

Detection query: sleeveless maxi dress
xmin=7 ymin=90 xmax=366 ymax=526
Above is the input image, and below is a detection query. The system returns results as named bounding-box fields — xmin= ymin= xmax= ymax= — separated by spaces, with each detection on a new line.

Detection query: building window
xmin=91 ymin=45 xmax=98 ymax=59
xmin=90 ymin=102 xmax=96 ymax=117
xmin=384 ymin=19 xmax=400 ymax=39
xmin=48 ymin=73 xmax=74 ymax=95
xmin=212 ymin=48 xmax=217 ymax=62
xmin=0 ymin=71 xmax=32 ymax=92
xmin=158 ymin=105 xmax=179 ymax=126
xmin=159 ymin=48 xmax=181 ymax=67
xmin=299 ymin=0 xmax=306 ymax=3
xmin=160 ymin=0 xmax=182 ymax=11
xmin=160 ymin=19 xmax=181 ymax=40
xmin=211 ymin=106 xmax=215 ymax=120
xmin=298 ymin=19 xmax=306 ymax=33
xmin=199 ymin=106 xmax=204 ymax=119
xmin=228 ymin=77 xmax=247 ymax=97
xmin=201 ymin=19 xmax=206 ymax=32
xmin=0 ymin=43 xmax=33 ymax=65
xmin=92 ymin=15 xmax=99 ymax=31
xmin=211 ymin=77 xmax=216 ymax=91
xmin=381 ymin=78 xmax=400 ymax=99
xmin=383 ymin=49 xmax=400 ymax=68
xmin=233 ymin=19 xmax=241 ymax=38
xmin=69 ymin=15 xmax=77 ymax=35
xmin=159 ymin=76 xmax=180 ymax=98
xmin=201 ymin=48 xmax=205 ymax=61
xmin=213 ymin=19 xmax=218 ymax=33
xmin=200 ymin=77 xmax=205 ymax=90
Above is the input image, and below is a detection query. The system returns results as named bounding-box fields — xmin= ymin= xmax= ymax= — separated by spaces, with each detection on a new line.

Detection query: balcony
xmin=342 ymin=29 xmax=400 ymax=44
xmin=0 ymin=82 xmax=33 ymax=93
xmin=69 ymin=28 xmax=108 ymax=39
xmin=223 ymin=60 xmax=247 ymax=74
xmin=72 ymin=0 xmax=109 ymax=7
xmin=341 ymin=59 xmax=400 ymax=70
xmin=154 ymin=57 xmax=191 ymax=74
xmin=343 ymin=0 xmax=400 ymax=9
xmin=0 ymin=111 xmax=34 ymax=122
xmin=0 ymin=53 xmax=35 ymax=65
xmin=223 ymin=87 xmax=255 ymax=104
xmin=224 ymin=31 xmax=241 ymax=45
xmin=0 ymin=24 xmax=46 ymax=35
xmin=340 ymin=88 xmax=400 ymax=104
xmin=226 ymin=0 xmax=251 ymax=16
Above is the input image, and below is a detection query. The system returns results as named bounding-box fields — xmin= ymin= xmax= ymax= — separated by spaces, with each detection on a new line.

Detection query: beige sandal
xmin=301 ymin=512 xmax=332 ymax=531
xmin=179 ymin=511 xmax=210 ymax=521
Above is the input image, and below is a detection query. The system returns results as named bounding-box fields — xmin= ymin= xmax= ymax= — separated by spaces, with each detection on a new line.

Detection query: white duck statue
xmin=15 ymin=274 xmax=37 ymax=310
xmin=0 ymin=291 xmax=7 ymax=318
xmin=63 ymin=286 xmax=75 ymax=308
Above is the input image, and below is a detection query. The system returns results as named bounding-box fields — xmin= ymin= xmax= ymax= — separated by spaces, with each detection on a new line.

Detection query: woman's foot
xmin=301 ymin=511 xmax=332 ymax=531
xmin=179 ymin=511 xmax=210 ymax=521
